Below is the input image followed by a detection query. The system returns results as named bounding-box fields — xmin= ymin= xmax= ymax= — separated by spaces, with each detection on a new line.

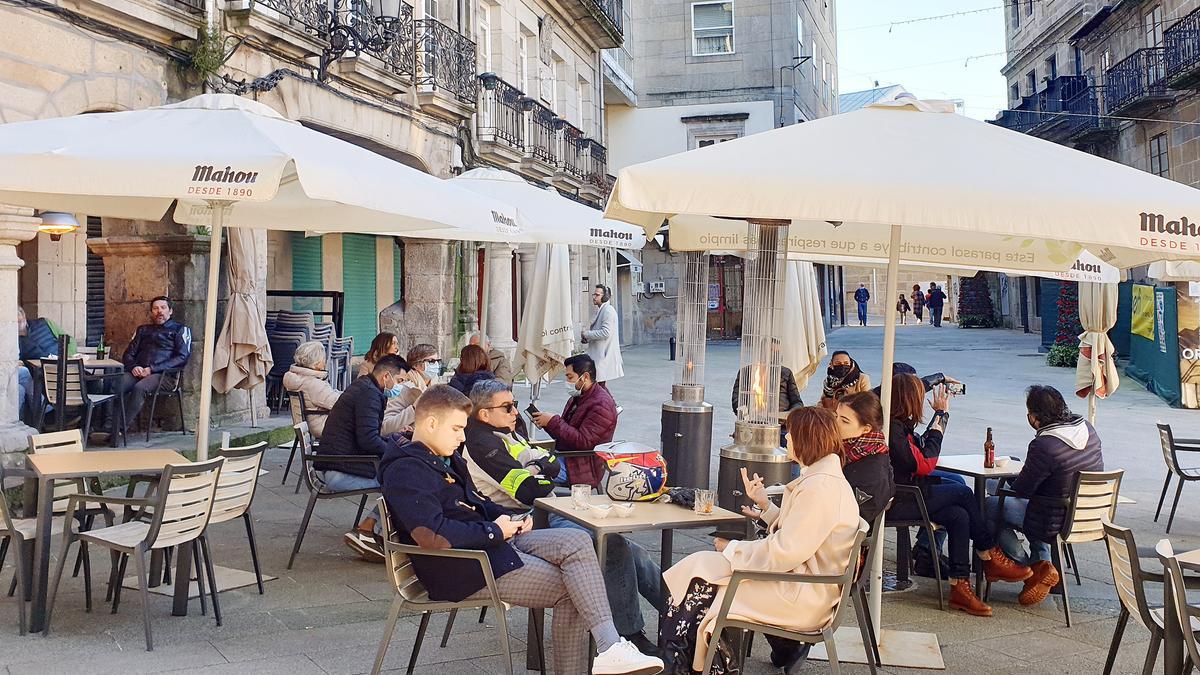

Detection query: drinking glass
xmin=571 ymin=484 xmax=592 ymax=511
xmin=693 ymin=489 xmax=715 ymax=516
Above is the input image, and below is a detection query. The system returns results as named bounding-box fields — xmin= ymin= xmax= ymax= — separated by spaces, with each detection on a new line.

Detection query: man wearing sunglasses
xmin=463 ymin=379 xmax=559 ymax=509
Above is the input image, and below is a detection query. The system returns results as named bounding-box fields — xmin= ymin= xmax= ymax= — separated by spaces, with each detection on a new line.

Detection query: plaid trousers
xmin=469 ymin=528 xmax=613 ymax=674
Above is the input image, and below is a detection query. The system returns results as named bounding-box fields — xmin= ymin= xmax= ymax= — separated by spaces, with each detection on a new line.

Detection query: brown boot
xmin=1019 ymin=561 xmax=1060 ymax=606
xmin=949 ymin=579 xmax=993 ymax=617
xmin=983 ymin=547 xmax=1033 ymax=583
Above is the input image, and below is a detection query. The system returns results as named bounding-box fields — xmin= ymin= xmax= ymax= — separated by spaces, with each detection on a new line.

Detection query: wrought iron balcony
xmin=343 ymin=0 xmax=416 ymax=80
xmin=1166 ymin=6 xmax=1200 ymax=88
xmin=1060 ymin=83 xmax=1117 ymax=142
xmin=1105 ymin=47 xmax=1171 ymax=115
xmin=562 ymin=0 xmax=623 ymax=49
xmin=251 ymin=0 xmax=325 ymax=33
xmin=416 ymin=17 xmax=478 ymax=105
xmin=991 ymin=96 xmax=1041 ymax=134
xmin=477 ymin=74 xmax=525 ymax=153
xmin=557 ymin=121 xmax=587 ymax=180
xmin=580 ymin=138 xmax=609 ymax=191
xmin=524 ymin=99 xmax=559 ymax=167
xmin=585 ymin=0 xmax=622 ymax=34
xmin=1029 ymin=75 xmax=1088 ymax=136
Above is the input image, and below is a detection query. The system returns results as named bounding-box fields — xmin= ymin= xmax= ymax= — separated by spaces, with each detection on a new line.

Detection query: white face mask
xmin=426 ymin=362 xmax=442 ymax=378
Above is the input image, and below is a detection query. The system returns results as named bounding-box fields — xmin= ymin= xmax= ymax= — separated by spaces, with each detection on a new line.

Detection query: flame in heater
xmin=751 ymin=364 xmax=767 ymax=413
xmin=685 ymin=360 xmax=694 ymax=377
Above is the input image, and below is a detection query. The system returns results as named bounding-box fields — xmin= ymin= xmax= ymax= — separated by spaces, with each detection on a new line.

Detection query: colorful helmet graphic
xmin=597 ymin=441 xmax=668 ymax=502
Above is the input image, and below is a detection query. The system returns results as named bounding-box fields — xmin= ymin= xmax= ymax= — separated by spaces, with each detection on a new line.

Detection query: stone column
xmin=402 ymin=240 xmax=457 ymax=359
xmin=0 ymin=206 xmax=40 ymax=469
xmin=485 ymin=243 xmax=517 ymax=357
xmin=515 ymin=247 xmax=535 ymax=339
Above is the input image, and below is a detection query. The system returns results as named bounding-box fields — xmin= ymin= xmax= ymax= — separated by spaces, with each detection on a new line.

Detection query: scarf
xmin=822 ymin=358 xmax=863 ymax=399
xmin=843 ymin=431 xmax=888 ymax=464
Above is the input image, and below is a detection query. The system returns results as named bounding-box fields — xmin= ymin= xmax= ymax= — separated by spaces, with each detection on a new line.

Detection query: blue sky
xmin=837 ymin=1 xmax=1010 ymax=120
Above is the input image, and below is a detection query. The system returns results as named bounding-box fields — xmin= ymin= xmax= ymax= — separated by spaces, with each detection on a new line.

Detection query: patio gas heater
xmin=717 ymin=219 xmax=792 ymax=510
xmin=661 ymin=251 xmax=713 ymax=490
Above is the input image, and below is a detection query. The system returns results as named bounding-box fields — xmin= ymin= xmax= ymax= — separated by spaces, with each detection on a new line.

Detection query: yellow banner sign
xmin=1132 ymin=284 xmax=1156 ymax=341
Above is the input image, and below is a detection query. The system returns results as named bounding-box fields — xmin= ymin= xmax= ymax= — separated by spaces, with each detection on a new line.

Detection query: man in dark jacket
xmin=927 ymin=283 xmax=947 ymax=327
xmin=531 ymin=354 xmax=617 ymax=488
xmin=854 ymin=283 xmax=870 ymax=326
xmin=116 ymin=297 xmax=192 ymax=433
xmin=318 ymin=354 xmax=409 ymax=561
xmin=379 ymin=385 xmax=663 ymax=675
xmin=986 ymin=385 xmax=1103 ymax=606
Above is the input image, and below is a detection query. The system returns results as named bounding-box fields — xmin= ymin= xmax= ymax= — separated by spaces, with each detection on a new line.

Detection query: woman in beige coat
xmin=282 ymin=341 xmax=342 ymax=438
xmin=661 ymin=407 xmax=863 ymax=673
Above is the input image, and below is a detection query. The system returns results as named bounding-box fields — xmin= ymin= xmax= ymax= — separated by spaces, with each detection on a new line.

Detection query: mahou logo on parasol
xmin=187 ymin=165 xmax=261 ymax=197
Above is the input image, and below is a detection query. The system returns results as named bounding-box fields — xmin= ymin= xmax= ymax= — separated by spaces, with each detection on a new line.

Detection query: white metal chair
xmin=1155 ymin=423 xmax=1200 ymax=534
xmin=43 ymin=457 xmax=225 ymax=651
xmin=1159 ymin=539 xmax=1200 ymax=673
xmin=1102 ymin=522 xmax=1168 ymax=675
xmin=701 ymin=520 xmax=870 ymax=674
xmin=211 ymin=441 xmax=268 ymax=596
xmin=371 ymin=497 xmax=543 ymax=675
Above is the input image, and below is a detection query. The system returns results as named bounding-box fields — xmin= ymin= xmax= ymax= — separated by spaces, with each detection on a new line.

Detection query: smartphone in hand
xmin=526 ymin=402 xmax=540 ymax=416
xmin=509 ymin=511 xmax=532 ymax=522
xmin=946 ymin=382 xmax=966 ymax=396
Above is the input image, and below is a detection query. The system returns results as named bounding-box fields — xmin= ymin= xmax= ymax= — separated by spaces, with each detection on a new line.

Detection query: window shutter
xmin=393 ymin=240 xmax=404 ymax=302
xmin=290 ymin=232 xmax=323 ymax=313
xmin=693 ymin=2 xmax=732 ymax=29
xmin=85 ymin=216 xmax=105 ymax=346
xmin=341 ymin=234 xmax=378 ymax=355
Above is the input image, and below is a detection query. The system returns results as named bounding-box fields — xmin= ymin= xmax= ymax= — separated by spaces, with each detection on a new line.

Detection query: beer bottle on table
xmin=984 ymin=427 xmax=995 ymax=469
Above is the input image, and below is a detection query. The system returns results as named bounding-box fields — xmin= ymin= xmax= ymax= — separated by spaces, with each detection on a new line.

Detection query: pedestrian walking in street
xmin=928 ymin=283 xmax=947 ymax=327
xmin=897 ymin=293 xmax=911 ymax=325
xmin=854 ymin=283 xmax=870 ymax=326
xmin=911 ymin=284 xmax=926 ymax=323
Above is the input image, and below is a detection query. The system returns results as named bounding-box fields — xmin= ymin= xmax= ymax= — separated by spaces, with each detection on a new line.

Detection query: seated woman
xmin=834 ymin=391 xmax=895 ymax=524
xmin=886 ymin=373 xmax=1030 ymax=617
xmin=819 ymin=350 xmax=872 ymax=410
xmin=405 ymin=343 xmax=441 ymax=392
xmin=660 ymin=407 xmax=863 ymax=674
xmin=448 ymin=344 xmax=496 ymax=395
xmin=282 ymin=340 xmax=342 ymax=437
xmin=358 ymin=332 xmax=399 ymax=377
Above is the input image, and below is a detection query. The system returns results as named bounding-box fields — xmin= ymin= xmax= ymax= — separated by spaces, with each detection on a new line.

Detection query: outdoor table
xmin=1162 ymin=546 xmax=1200 ymax=675
xmin=23 ymin=448 xmax=189 ymax=633
xmin=930 ymin=454 xmax=1023 ymax=594
xmin=525 ymin=494 xmax=744 ymax=669
xmin=27 ymin=357 xmax=124 ymax=371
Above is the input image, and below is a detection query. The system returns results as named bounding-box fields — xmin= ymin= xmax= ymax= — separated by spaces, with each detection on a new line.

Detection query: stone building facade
xmin=604 ymin=0 xmax=840 ymax=344
xmin=0 ymin=0 xmax=622 ymax=457
xmin=994 ymin=0 xmax=1200 ymax=334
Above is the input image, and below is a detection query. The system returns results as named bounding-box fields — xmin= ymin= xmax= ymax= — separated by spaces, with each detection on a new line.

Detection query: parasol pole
xmin=195 ymin=200 xmax=230 ymax=460
xmin=871 ymin=223 xmax=903 ymax=636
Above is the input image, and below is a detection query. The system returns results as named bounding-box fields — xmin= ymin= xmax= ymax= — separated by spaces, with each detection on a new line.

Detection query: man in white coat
xmin=582 ymin=284 xmax=624 ymax=383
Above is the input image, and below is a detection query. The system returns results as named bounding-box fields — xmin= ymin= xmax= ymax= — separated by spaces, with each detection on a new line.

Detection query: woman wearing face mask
xmin=819 ymin=351 xmax=871 ymax=410
xmin=283 ymin=340 xmax=343 ymax=438
xmin=448 ymin=344 xmax=497 ymax=395
xmin=834 ymin=391 xmax=894 ymax=524
xmin=360 ymin=332 xmax=400 ymax=377
xmin=659 ymin=407 xmax=862 ymax=674
xmin=405 ymin=343 xmax=442 ymax=391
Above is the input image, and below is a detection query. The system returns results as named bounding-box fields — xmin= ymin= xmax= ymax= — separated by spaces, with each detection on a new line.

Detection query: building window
xmin=1010 ymin=0 xmax=1020 ymax=28
xmin=1025 ymin=70 xmax=1036 ymax=94
xmin=696 ymin=134 xmax=737 ymax=148
xmin=519 ymin=32 xmax=531 ymax=93
xmin=1010 ymin=83 xmax=1020 ymax=104
xmin=85 ymin=216 xmax=105 ymax=347
xmin=423 ymin=0 xmax=436 ymax=20
xmin=1046 ymin=54 xmax=1057 ymax=81
xmin=796 ymin=13 xmax=804 ymax=56
xmin=692 ymin=2 xmax=734 ymax=56
xmin=1145 ymin=5 xmax=1164 ymax=47
xmin=1074 ymin=46 xmax=1084 ymax=76
xmin=478 ymin=8 xmax=492 ymax=73
xmin=1149 ymin=133 xmax=1170 ymax=178
xmin=1025 ymin=0 xmax=1033 ymax=16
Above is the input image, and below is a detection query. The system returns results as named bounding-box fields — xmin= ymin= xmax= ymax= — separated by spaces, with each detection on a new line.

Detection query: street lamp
xmin=317 ymin=0 xmax=404 ymax=81
xmin=37 ymin=211 xmax=79 ymax=241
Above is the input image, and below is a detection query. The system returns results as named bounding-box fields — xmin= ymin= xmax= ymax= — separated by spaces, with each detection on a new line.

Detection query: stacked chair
xmin=265 ymin=311 xmax=347 ymax=411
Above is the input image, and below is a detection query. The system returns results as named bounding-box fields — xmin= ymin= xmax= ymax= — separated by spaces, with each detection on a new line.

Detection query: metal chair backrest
xmin=1102 ymin=522 xmax=1158 ymax=631
xmin=1157 ymin=422 xmax=1184 ymax=474
xmin=1161 ymin=541 xmax=1200 ymax=669
xmin=145 ymin=457 xmax=224 ymax=550
xmin=0 ymin=467 xmax=18 ymax=535
xmin=28 ymin=430 xmax=88 ymax=514
xmin=1063 ymin=469 xmax=1124 ymax=544
xmin=40 ymin=359 xmax=86 ymax=406
xmin=289 ymin=390 xmax=306 ymax=427
xmin=211 ymin=442 xmax=267 ymax=524
xmin=378 ymin=497 xmax=431 ymax=603
xmin=826 ymin=521 xmax=870 ymax=629
xmin=293 ymin=422 xmax=323 ymax=493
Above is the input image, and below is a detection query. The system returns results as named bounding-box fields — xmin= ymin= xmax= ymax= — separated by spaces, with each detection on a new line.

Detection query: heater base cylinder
xmin=717 ymin=422 xmax=792 ymax=512
xmin=661 ymin=399 xmax=714 ymax=490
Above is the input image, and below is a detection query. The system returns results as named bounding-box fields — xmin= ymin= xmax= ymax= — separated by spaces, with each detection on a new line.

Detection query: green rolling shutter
xmin=342 ymin=234 xmax=377 ymax=355
xmin=393 ymin=240 xmax=404 ymax=302
xmin=290 ymin=232 xmax=323 ymax=312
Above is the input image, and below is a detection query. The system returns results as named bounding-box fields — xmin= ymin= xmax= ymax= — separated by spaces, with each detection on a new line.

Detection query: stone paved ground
xmin=5 ymin=322 xmax=1199 ymax=674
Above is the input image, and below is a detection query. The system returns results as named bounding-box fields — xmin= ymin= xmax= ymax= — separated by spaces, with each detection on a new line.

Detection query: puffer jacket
xmin=731 ymin=365 xmax=803 ymax=415
xmin=448 ymin=370 xmax=496 ymax=395
xmin=842 ymin=453 xmax=895 ymax=525
xmin=545 ymin=383 xmax=618 ymax=488
xmin=316 ymin=375 xmax=390 ymax=478
xmin=887 ymin=419 xmax=945 ymax=494
xmin=462 ymin=417 xmax=559 ymax=511
xmin=282 ymin=365 xmax=342 ymax=438
xmin=122 ymin=320 xmax=192 ymax=373
xmin=1009 ymin=416 xmax=1104 ymax=544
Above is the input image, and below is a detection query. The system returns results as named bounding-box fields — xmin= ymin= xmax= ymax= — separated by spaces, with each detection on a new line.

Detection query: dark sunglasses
xmin=484 ymin=401 xmax=518 ymax=413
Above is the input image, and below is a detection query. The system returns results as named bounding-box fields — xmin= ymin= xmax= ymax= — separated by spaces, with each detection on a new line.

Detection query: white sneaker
xmin=593 ymin=638 xmax=664 ymax=675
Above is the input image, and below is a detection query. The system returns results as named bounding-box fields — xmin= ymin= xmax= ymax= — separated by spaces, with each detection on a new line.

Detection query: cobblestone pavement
xmin=6 ymin=323 xmax=1198 ymax=673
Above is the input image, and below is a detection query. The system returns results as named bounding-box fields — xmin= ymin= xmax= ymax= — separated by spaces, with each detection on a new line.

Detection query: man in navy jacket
xmin=116 ymin=297 xmax=192 ymax=435
xmin=379 ymin=385 xmax=663 ymax=675
xmin=319 ymin=353 xmax=409 ymax=561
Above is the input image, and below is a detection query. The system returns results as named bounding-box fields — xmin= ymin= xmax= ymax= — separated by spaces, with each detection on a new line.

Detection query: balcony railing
xmin=1165 ymin=6 xmax=1200 ymax=87
xmin=253 ymin=0 xmax=325 ymax=32
xmin=416 ymin=17 xmax=478 ymax=104
xmin=585 ymin=0 xmax=623 ymax=34
xmin=991 ymin=96 xmax=1041 ymax=133
xmin=580 ymin=138 xmax=609 ymax=190
xmin=477 ymin=74 xmax=525 ymax=151
xmin=557 ymin=121 xmax=586 ymax=179
xmin=1060 ymin=84 xmax=1116 ymax=140
xmin=346 ymin=0 xmax=416 ymax=80
xmin=525 ymin=100 xmax=559 ymax=166
xmin=1106 ymin=47 xmax=1170 ymax=114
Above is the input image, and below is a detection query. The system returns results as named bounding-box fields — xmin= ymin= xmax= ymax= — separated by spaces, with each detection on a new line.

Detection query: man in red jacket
xmin=531 ymin=353 xmax=616 ymax=489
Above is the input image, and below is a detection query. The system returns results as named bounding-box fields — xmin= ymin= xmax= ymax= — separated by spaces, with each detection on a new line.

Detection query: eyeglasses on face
xmin=483 ymin=401 xmax=518 ymax=413
xmin=420 ymin=358 xmax=442 ymax=364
